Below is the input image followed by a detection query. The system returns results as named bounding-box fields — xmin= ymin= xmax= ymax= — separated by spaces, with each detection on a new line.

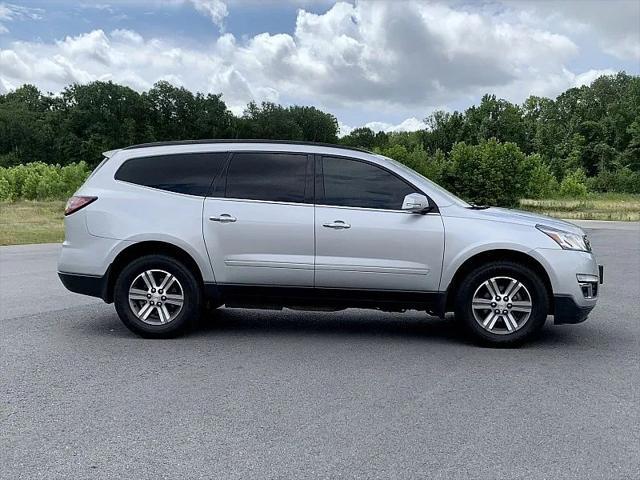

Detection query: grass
xmin=519 ymin=193 xmax=640 ymax=221
xmin=1 ymin=194 xmax=639 ymax=246
xmin=0 ymin=201 xmax=66 ymax=246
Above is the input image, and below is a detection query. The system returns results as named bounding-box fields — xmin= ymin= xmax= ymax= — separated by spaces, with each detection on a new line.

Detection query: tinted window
xmin=115 ymin=153 xmax=226 ymax=196
xmin=226 ymin=152 xmax=307 ymax=203
xmin=322 ymin=157 xmax=416 ymax=210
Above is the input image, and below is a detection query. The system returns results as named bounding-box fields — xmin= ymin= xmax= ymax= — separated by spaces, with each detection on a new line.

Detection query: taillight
xmin=65 ymin=196 xmax=97 ymax=216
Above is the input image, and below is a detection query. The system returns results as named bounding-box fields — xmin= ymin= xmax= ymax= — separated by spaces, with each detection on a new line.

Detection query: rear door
xmin=203 ymin=151 xmax=315 ymax=287
xmin=314 ymin=155 xmax=445 ymax=292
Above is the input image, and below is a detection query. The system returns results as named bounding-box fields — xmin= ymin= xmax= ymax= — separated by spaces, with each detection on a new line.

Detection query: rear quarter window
xmin=115 ymin=153 xmax=227 ymax=196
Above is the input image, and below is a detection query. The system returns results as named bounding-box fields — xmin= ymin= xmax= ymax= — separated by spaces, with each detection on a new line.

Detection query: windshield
xmin=376 ymin=154 xmax=471 ymax=207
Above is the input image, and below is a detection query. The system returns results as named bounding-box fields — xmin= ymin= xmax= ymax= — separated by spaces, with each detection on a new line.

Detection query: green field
xmin=519 ymin=193 xmax=640 ymax=222
xmin=0 ymin=201 xmax=66 ymax=245
xmin=1 ymin=196 xmax=639 ymax=246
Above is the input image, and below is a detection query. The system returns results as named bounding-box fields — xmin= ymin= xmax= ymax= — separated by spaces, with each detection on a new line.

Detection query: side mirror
xmin=402 ymin=193 xmax=431 ymax=213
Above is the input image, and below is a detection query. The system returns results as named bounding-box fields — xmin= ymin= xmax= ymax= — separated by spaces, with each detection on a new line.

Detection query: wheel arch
xmin=105 ymin=241 xmax=205 ymax=303
xmin=443 ymin=249 xmax=554 ymax=314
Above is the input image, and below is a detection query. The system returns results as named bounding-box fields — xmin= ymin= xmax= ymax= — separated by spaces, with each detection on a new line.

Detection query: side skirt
xmin=205 ymin=283 xmax=446 ymax=315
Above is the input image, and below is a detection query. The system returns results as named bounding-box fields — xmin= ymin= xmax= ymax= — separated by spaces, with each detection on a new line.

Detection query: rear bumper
xmin=58 ymin=271 xmax=109 ymax=302
xmin=553 ymin=294 xmax=595 ymax=325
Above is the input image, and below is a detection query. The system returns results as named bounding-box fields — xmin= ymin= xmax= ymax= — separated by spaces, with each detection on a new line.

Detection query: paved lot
xmin=1 ymin=222 xmax=639 ymax=479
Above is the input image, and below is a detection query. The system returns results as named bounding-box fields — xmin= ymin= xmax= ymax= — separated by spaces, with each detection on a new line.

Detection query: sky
xmin=0 ymin=0 xmax=639 ymax=135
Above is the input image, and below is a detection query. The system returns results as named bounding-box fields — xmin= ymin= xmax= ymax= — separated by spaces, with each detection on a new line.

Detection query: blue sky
xmin=1 ymin=0 xmax=639 ymax=133
xmin=1 ymin=1 xmax=308 ymax=44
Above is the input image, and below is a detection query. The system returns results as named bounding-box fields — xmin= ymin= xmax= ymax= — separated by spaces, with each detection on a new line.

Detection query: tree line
xmin=1 ymin=72 xmax=638 ymax=206
xmin=341 ymin=72 xmax=640 ymax=204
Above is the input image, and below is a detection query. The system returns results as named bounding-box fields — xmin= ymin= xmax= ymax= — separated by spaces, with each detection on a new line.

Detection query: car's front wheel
xmin=454 ymin=261 xmax=549 ymax=346
xmin=114 ymin=254 xmax=201 ymax=338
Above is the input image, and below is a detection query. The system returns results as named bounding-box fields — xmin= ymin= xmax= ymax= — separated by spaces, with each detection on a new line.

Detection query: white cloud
xmin=339 ymin=117 xmax=427 ymax=136
xmin=505 ymin=0 xmax=640 ymax=61
xmin=338 ymin=121 xmax=353 ymax=136
xmin=57 ymin=29 xmax=112 ymax=65
xmin=365 ymin=117 xmax=427 ymax=133
xmin=572 ymin=68 xmax=619 ymax=87
xmin=188 ymin=0 xmax=228 ymax=30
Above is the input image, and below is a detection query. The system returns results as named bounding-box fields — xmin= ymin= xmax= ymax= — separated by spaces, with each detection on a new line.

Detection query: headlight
xmin=536 ymin=224 xmax=592 ymax=252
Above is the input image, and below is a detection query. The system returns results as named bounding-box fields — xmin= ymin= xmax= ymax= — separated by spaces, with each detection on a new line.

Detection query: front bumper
xmin=554 ymin=264 xmax=602 ymax=324
xmin=553 ymin=294 xmax=595 ymax=324
xmin=531 ymin=248 xmax=602 ymax=324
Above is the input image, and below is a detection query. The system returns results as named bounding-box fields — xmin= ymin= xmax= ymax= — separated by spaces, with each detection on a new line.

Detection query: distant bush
xmin=377 ymin=144 xmax=447 ymax=186
xmin=379 ymin=139 xmax=575 ymax=206
xmin=523 ymin=154 xmax=559 ymax=199
xmin=559 ymin=169 xmax=588 ymax=198
xmin=0 ymin=162 xmax=90 ymax=201
xmin=446 ymin=140 xmax=529 ymax=207
xmin=588 ymin=167 xmax=640 ymax=194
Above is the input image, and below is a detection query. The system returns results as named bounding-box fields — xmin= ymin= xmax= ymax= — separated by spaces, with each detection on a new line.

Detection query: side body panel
xmin=314 ymin=207 xmax=445 ymax=291
xmin=81 ymin=183 xmax=216 ymax=282
xmin=439 ymin=212 xmax=559 ymax=291
xmin=439 ymin=210 xmax=599 ymax=312
xmin=58 ymin=208 xmax=133 ymax=277
xmin=202 ymin=198 xmax=315 ymax=286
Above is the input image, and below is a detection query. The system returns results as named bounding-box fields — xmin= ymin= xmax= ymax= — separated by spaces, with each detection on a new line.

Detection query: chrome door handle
xmin=209 ymin=214 xmax=237 ymax=223
xmin=322 ymin=220 xmax=351 ymax=229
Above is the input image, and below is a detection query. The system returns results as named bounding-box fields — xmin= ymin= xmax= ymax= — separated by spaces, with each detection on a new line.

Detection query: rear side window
xmin=322 ymin=157 xmax=416 ymax=210
xmin=115 ymin=153 xmax=227 ymax=196
xmin=225 ymin=152 xmax=308 ymax=203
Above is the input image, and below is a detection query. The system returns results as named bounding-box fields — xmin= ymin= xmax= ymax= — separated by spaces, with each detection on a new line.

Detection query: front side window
xmin=225 ymin=152 xmax=308 ymax=203
xmin=115 ymin=152 xmax=227 ymax=196
xmin=322 ymin=157 xmax=417 ymax=210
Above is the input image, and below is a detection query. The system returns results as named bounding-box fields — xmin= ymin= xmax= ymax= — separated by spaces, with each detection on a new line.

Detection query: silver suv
xmin=58 ymin=140 xmax=602 ymax=345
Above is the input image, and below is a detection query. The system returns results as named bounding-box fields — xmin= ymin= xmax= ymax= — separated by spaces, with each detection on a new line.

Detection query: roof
xmin=120 ymin=139 xmax=371 ymax=154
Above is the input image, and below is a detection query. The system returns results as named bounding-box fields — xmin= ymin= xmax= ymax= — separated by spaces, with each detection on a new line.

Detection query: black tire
xmin=114 ymin=254 xmax=202 ymax=338
xmin=454 ymin=261 xmax=549 ymax=347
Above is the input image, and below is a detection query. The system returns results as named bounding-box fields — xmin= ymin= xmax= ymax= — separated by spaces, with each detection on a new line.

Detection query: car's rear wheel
xmin=454 ymin=261 xmax=549 ymax=346
xmin=114 ymin=254 xmax=201 ymax=338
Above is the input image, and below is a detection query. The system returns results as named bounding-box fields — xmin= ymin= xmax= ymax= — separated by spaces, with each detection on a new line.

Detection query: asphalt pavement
xmin=1 ymin=221 xmax=639 ymax=479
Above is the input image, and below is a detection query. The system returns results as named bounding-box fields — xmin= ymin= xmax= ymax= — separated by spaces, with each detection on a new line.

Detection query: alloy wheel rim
xmin=128 ymin=269 xmax=184 ymax=325
xmin=471 ymin=276 xmax=532 ymax=335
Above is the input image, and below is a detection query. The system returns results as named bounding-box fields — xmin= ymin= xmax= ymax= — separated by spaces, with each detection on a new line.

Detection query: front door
xmin=203 ymin=151 xmax=314 ymax=287
xmin=315 ymin=156 xmax=445 ymax=292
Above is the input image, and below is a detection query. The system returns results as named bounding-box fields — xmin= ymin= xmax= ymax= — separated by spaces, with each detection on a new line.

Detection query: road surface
xmin=1 ymin=221 xmax=639 ymax=479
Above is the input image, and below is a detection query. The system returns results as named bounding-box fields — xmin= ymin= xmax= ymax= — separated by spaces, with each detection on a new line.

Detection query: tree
xmin=0 ymin=85 xmax=53 ymax=165
xmin=236 ymin=102 xmax=339 ymax=142
xmin=462 ymin=95 xmax=527 ymax=150
xmin=422 ymin=110 xmax=464 ymax=154
xmin=624 ymin=120 xmax=640 ymax=171
xmin=340 ymin=127 xmax=376 ymax=149
xmin=288 ymin=106 xmax=339 ymax=143
xmin=55 ymin=81 xmax=151 ymax=165
xmin=144 ymin=81 xmax=200 ymax=141
xmin=238 ymin=102 xmax=304 ymax=139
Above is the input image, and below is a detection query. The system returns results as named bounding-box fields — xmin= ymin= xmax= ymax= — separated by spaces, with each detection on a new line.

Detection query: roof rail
xmin=121 ymin=139 xmax=372 ymax=154
xmin=102 ymin=149 xmax=121 ymax=158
